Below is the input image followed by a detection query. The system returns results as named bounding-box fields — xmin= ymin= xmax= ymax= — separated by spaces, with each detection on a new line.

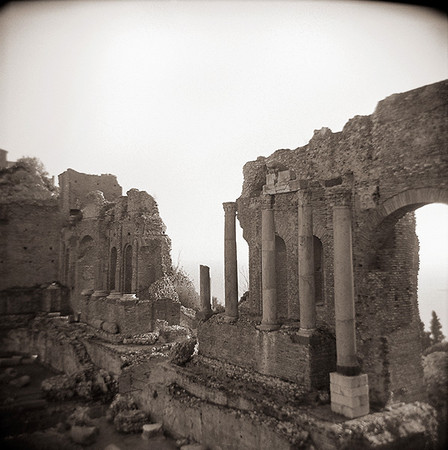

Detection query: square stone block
xmin=331 ymin=401 xmax=370 ymax=419
xmin=330 ymin=372 xmax=370 ymax=419
xmin=330 ymin=372 xmax=368 ymax=388
xmin=330 ymin=382 xmax=369 ymax=398
xmin=331 ymin=392 xmax=369 ymax=409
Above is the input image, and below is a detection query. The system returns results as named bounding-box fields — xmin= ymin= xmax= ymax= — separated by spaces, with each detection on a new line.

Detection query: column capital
xmin=223 ymin=201 xmax=237 ymax=215
xmin=260 ymin=194 xmax=273 ymax=210
xmin=330 ymin=189 xmax=352 ymax=207
xmin=297 ymin=189 xmax=312 ymax=205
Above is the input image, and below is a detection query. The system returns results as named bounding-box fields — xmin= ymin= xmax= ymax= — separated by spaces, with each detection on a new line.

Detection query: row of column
xmin=222 ymin=194 xmax=360 ymax=375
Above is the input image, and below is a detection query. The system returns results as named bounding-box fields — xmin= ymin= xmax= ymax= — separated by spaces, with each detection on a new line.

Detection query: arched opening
xmin=313 ymin=236 xmax=324 ymax=304
xmin=275 ymin=235 xmax=287 ymax=319
xmin=416 ymin=203 xmax=448 ymax=342
xmin=364 ymin=191 xmax=448 ymax=406
xmin=77 ymin=235 xmax=95 ymax=293
xmin=123 ymin=244 xmax=133 ymax=294
xmin=109 ymin=247 xmax=117 ymax=291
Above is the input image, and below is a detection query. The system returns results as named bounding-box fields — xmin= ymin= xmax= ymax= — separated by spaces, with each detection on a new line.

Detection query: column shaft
xmin=260 ymin=207 xmax=280 ymax=330
xmin=200 ymin=265 xmax=212 ymax=315
xmin=223 ymin=202 xmax=238 ymax=319
xmin=333 ymin=205 xmax=359 ymax=373
xmin=298 ymin=200 xmax=316 ymax=331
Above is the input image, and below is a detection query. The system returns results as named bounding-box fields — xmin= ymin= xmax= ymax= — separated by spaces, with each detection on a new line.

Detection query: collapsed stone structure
xmin=0 ymin=164 xmax=181 ymax=335
xmin=200 ymin=79 xmax=448 ymax=418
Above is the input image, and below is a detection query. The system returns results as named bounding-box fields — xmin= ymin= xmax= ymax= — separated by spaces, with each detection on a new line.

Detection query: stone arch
xmin=109 ymin=247 xmax=117 ymax=291
xmin=123 ymin=244 xmax=133 ymax=294
xmin=369 ymin=187 xmax=448 ymax=267
xmin=373 ymin=187 xmax=448 ymax=228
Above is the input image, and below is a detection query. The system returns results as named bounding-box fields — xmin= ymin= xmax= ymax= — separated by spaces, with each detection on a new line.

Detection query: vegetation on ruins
xmin=170 ymin=264 xmax=200 ymax=311
xmin=0 ymin=156 xmax=58 ymax=200
xmin=430 ymin=310 xmax=445 ymax=345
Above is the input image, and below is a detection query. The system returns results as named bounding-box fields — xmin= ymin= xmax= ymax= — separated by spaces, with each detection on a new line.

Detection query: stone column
xmin=223 ymin=202 xmax=238 ymax=321
xmin=333 ymin=205 xmax=358 ymax=373
xmin=330 ymin=202 xmax=369 ymax=419
xmin=259 ymin=196 xmax=280 ymax=331
xmin=200 ymin=265 xmax=212 ymax=318
xmin=298 ymin=191 xmax=316 ymax=333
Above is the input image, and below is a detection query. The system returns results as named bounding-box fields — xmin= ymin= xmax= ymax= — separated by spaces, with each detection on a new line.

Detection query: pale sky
xmin=0 ymin=1 xmax=447 ymax=333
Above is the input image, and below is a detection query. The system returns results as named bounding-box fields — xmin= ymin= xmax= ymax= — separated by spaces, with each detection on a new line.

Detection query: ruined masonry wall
xmin=0 ymin=200 xmax=62 ymax=290
xmin=58 ymin=168 xmax=122 ymax=215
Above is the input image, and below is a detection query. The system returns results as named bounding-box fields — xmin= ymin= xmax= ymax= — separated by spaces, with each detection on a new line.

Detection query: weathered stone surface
xmin=67 ymin=406 xmax=93 ymax=427
xmin=41 ymin=374 xmax=75 ymax=401
xmin=102 ymin=321 xmax=119 ymax=334
xmin=180 ymin=444 xmax=208 ymax=450
xmin=114 ymin=410 xmax=148 ymax=434
xmin=9 ymin=374 xmax=31 ymax=388
xmin=169 ymin=338 xmax=197 ymax=366
xmin=142 ymin=422 xmax=163 ymax=439
xmin=70 ymin=425 xmax=99 ymax=445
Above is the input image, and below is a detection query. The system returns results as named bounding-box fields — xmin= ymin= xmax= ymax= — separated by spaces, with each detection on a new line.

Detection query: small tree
xmin=430 ymin=310 xmax=445 ymax=345
xmin=15 ymin=156 xmax=57 ymax=194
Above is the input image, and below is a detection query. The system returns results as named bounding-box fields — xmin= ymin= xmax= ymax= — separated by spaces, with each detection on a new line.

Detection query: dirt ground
xmin=0 ymin=359 xmax=179 ymax=450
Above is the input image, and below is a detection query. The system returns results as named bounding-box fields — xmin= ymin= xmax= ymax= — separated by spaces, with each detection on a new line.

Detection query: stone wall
xmin=198 ymin=315 xmax=336 ymax=390
xmin=58 ymin=168 xmax=122 ymax=215
xmin=228 ymin=79 xmax=448 ymax=405
xmin=0 ymin=200 xmax=62 ymax=290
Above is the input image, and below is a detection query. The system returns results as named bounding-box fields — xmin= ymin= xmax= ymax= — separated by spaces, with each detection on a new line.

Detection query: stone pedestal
xmin=200 ymin=265 xmax=212 ymax=319
xmin=91 ymin=290 xmax=109 ymax=299
xmin=330 ymin=372 xmax=369 ymax=418
xmin=223 ymin=202 xmax=238 ymax=321
xmin=298 ymin=192 xmax=316 ymax=331
xmin=259 ymin=202 xmax=280 ymax=331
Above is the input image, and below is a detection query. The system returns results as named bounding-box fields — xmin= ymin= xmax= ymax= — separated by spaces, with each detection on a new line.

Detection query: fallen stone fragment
xmin=70 ymin=425 xmax=99 ymax=445
xmin=180 ymin=444 xmax=208 ymax=450
xmin=67 ymin=406 xmax=93 ymax=427
xmin=10 ymin=374 xmax=31 ymax=388
xmin=114 ymin=409 xmax=148 ymax=433
xmin=104 ymin=444 xmax=121 ymax=450
xmin=141 ymin=423 xmax=163 ymax=440
xmin=169 ymin=337 xmax=197 ymax=366
xmin=41 ymin=374 xmax=76 ymax=401
xmin=102 ymin=321 xmax=119 ymax=334
xmin=4 ymin=367 xmax=18 ymax=377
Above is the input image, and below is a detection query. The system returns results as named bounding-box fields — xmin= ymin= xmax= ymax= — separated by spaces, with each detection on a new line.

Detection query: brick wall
xmin=232 ymin=80 xmax=448 ymax=403
xmin=0 ymin=200 xmax=62 ymax=290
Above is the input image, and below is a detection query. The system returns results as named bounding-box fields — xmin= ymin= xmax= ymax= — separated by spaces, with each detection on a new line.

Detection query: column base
xmin=223 ymin=315 xmax=238 ymax=324
xmin=106 ymin=291 xmax=123 ymax=300
xmin=120 ymin=293 xmax=138 ymax=301
xmin=330 ymin=372 xmax=370 ymax=419
xmin=197 ymin=309 xmax=213 ymax=321
xmin=91 ymin=290 xmax=109 ymax=298
xmin=257 ymin=323 xmax=281 ymax=332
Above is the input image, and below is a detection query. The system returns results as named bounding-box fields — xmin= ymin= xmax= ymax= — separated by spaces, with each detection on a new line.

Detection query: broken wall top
xmin=240 ymin=79 xmax=448 ymax=200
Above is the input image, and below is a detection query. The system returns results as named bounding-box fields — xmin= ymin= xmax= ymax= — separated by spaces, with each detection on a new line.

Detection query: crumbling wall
xmin=0 ymin=200 xmax=62 ymax=290
xmin=233 ymin=80 xmax=448 ymax=404
xmin=58 ymin=168 xmax=122 ymax=215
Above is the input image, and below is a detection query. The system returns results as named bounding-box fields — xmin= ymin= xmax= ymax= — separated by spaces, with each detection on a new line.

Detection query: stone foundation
xmin=198 ymin=314 xmax=336 ymax=390
xmin=330 ymin=372 xmax=370 ymax=419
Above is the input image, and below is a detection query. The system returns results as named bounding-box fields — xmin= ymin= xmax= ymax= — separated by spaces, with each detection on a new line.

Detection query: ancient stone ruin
xmin=0 ymin=80 xmax=447 ymax=449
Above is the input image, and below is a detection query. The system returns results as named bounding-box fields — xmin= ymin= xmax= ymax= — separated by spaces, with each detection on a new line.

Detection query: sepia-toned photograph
xmin=0 ymin=1 xmax=447 ymax=449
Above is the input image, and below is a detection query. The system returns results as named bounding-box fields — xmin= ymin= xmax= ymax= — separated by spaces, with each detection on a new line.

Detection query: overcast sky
xmin=0 ymin=0 xmax=446 ymax=333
